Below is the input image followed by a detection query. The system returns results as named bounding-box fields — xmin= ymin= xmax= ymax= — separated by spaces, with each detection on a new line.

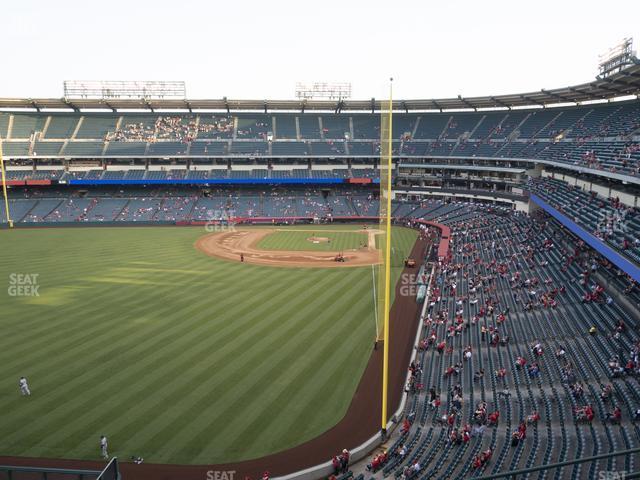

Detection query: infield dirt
xmin=195 ymin=228 xmax=382 ymax=268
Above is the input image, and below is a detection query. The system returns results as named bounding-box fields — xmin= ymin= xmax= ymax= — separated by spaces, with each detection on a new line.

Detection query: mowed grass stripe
xmin=30 ymin=267 xmax=345 ymax=460
xmin=252 ymin=275 xmax=375 ymax=440
xmin=0 ymin=236 xmax=202 ymax=347
xmin=257 ymin=230 xmax=368 ymax=252
xmin=93 ymin=267 xmax=335 ymax=452
xmin=13 ymin=265 xmax=298 ymax=456
xmin=2 ymin=255 xmax=258 ymax=446
xmin=0 ymin=279 xmax=174 ymax=367
xmin=222 ymin=276 xmax=375 ymax=458
xmin=0 ymin=257 xmax=234 ymax=391
xmin=0 ymin=226 xmax=414 ymax=463
xmin=139 ymin=268 xmax=366 ymax=462
xmin=167 ymin=267 xmax=371 ymax=461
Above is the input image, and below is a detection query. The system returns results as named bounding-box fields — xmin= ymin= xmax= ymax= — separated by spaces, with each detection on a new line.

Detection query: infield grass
xmin=257 ymin=229 xmax=368 ymax=252
xmin=0 ymin=225 xmax=417 ymax=464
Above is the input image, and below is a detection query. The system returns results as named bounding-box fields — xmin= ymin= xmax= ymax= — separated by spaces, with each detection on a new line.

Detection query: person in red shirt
xmin=518 ymin=421 xmax=527 ymax=439
xmin=613 ymin=406 xmax=622 ymax=422
xmin=488 ymin=410 xmax=500 ymax=426
xmin=331 ymin=457 xmax=340 ymax=475
xmin=527 ymin=411 xmax=541 ymax=424
xmin=625 ymin=359 xmax=635 ymax=374
xmin=447 ymin=412 xmax=456 ymax=427
xmin=472 ymin=446 xmax=493 ymax=468
xmin=607 ymin=406 xmax=622 ymax=423
xmin=585 ymin=405 xmax=594 ymax=422
xmin=401 ymin=417 xmax=411 ymax=434
xmin=340 ymin=449 xmax=350 ymax=473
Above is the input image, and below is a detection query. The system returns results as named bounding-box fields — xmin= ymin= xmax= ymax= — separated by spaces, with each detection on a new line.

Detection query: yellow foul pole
xmin=0 ymin=137 xmax=13 ymax=228
xmin=381 ymin=79 xmax=393 ymax=434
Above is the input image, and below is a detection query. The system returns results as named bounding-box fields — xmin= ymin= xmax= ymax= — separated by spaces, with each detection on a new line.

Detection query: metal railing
xmin=477 ymin=447 xmax=640 ymax=479
xmin=0 ymin=457 xmax=119 ymax=480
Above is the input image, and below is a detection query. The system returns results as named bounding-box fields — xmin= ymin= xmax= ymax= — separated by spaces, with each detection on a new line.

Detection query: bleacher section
xmin=1 ymin=101 xmax=638 ymax=179
xmin=354 ymin=203 xmax=640 ymax=478
xmin=527 ymin=177 xmax=640 ymax=264
xmin=0 ymin=187 xmax=380 ymax=223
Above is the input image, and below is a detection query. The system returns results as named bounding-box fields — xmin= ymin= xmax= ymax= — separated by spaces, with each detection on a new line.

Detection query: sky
xmin=4 ymin=0 xmax=640 ymax=101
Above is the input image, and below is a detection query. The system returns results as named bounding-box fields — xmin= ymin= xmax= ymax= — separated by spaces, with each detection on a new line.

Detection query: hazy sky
xmin=4 ymin=0 xmax=640 ymax=100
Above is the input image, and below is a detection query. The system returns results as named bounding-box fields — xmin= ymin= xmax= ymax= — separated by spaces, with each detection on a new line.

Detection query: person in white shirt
xmin=100 ymin=435 xmax=108 ymax=459
xmin=18 ymin=377 xmax=30 ymax=396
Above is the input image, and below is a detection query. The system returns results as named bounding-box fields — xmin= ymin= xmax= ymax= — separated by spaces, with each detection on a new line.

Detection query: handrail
xmin=0 ymin=464 xmax=101 ymax=475
xmin=477 ymin=446 xmax=640 ymax=479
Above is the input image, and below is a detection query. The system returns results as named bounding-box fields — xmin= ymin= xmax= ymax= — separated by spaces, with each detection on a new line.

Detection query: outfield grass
xmin=257 ymin=229 xmax=368 ymax=252
xmin=0 ymin=225 xmax=416 ymax=464
xmin=375 ymin=226 xmax=420 ymax=307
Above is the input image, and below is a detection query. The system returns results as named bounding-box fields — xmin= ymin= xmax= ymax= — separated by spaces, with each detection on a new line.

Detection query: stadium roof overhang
xmin=1 ymin=65 xmax=640 ymax=113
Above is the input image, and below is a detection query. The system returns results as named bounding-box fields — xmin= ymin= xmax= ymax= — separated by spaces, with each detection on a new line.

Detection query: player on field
xmin=100 ymin=435 xmax=109 ymax=459
xmin=18 ymin=377 xmax=31 ymax=396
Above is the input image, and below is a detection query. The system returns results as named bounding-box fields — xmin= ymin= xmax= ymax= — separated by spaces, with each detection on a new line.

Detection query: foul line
xmin=371 ymin=263 xmax=379 ymax=339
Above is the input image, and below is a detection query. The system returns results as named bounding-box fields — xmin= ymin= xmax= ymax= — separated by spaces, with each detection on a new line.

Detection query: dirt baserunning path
xmin=195 ymin=228 xmax=382 ymax=268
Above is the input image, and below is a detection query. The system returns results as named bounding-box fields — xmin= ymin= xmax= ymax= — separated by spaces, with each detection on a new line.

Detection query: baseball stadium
xmin=3 ymin=4 xmax=640 ymax=480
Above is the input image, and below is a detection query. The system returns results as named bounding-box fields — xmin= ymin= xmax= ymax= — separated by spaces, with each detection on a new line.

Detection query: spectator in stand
xmin=606 ymin=406 xmax=622 ymax=424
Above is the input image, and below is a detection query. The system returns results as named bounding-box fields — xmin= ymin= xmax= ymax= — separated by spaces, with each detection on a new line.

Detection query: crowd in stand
xmin=356 ymin=201 xmax=640 ymax=478
xmin=106 ymin=116 xmax=199 ymax=142
xmin=103 ymin=115 xmax=263 ymax=142
xmin=106 ymin=121 xmax=154 ymax=142
xmin=527 ymin=177 xmax=639 ymax=261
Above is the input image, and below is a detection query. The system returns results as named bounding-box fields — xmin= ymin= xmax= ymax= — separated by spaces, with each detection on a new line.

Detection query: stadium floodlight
xmin=63 ymin=80 xmax=186 ymax=99
xmin=597 ymin=38 xmax=638 ymax=78
xmin=295 ymin=81 xmax=352 ymax=100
